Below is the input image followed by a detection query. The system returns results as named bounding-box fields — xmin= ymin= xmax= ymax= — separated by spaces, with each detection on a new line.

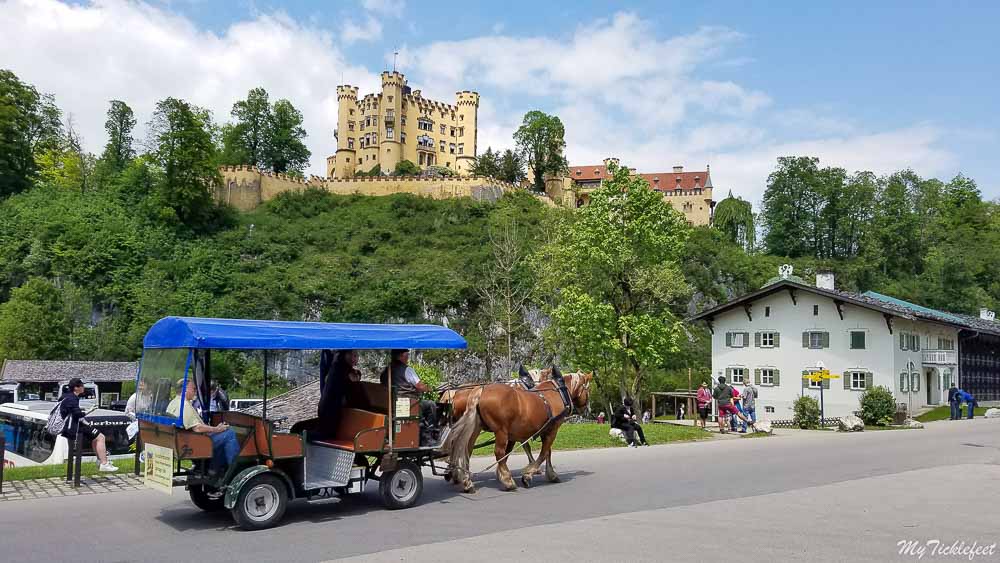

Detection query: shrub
xmin=793 ymin=395 xmax=821 ymax=429
xmin=859 ymin=385 xmax=896 ymax=426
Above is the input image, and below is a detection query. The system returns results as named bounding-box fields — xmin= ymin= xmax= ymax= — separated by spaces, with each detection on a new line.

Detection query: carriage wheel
xmin=231 ymin=474 xmax=288 ymax=530
xmin=189 ymin=484 xmax=225 ymax=512
xmin=379 ymin=461 xmax=423 ymax=510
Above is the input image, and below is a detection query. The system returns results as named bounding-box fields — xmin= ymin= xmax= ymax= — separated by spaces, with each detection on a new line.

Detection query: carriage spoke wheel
xmin=231 ymin=474 xmax=288 ymax=530
xmin=379 ymin=461 xmax=423 ymax=510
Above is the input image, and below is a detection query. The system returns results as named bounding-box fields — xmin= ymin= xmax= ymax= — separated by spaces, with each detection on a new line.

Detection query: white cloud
xmin=341 ymin=15 xmax=383 ymax=44
xmin=0 ymin=0 xmax=379 ymax=176
xmin=361 ymin=0 xmax=404 ymax=17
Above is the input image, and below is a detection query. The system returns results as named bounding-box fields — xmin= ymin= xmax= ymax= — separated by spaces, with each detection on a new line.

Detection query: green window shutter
xmin=742 ymin=332 xmax=750 ymax=348
xmin=844 ymin=372 xmax=851 ymax=390
xmin=911 ymin=374 xmax=920 ymax=392
xmin=899 ymin=373 xmax=908 ymax=392
xmin=900 ymin=333 xmax=906 ymax=350
xmin=802 ymin=370 xmax=809 ymax=388
xmin=802 ymin=332 xmax=809 ymax=348
xmin=773 ymin=333 xmax=781 ymax=348
xmin=754 ymin=368 xmax=761 ymax=385
xmin=821 ymin=332 xmax=830 ymax=348
xmin=773 ymin=370 xmax=780 ymax=386
xmin=726 ymin=332 xmax=732 ymax=347
xmin=755 ymin=332 xmax=761 ymax=347
xmin=865 ymin=372 xmax=873 ymax=389
xmin=822 ymin=377 xmax=830 ymax=389
xmin=726 ymin=367 xmax=732 ymax=380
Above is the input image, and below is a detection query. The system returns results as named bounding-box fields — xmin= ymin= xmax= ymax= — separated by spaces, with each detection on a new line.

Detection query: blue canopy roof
xmin=143 ymin=317 xmax=467 ymax=351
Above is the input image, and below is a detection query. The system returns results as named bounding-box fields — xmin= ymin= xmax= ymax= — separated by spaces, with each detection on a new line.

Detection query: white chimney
xmin=980 ymin=308 xmax=996 ymax=321
xmin=673 ymin=165 xmax=683 ymax=173
xmin=816 ymin=270 xmax=835 ymax=290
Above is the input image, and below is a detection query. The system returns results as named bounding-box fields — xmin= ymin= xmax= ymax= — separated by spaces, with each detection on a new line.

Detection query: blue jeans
xmin=741 ymin=406 xmax=756 ymax=431
xmin=950 ymin=401 xmax=961 ymax=420
xmin=210 ymin=429 xmax=240 ymax=472
xmin=967 ymin=402 xmax=976 ymax=419
xmin=731 ymin=403 xmax=748 ymax=431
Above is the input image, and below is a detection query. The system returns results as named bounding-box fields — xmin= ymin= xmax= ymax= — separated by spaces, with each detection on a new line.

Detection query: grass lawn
xmin=916 ymin=405 xmax=989 ymax=422
xmin=471 ymin=422 xmax=708 ymax=456
xmin=864 ymin=425 xmax=917 ymax=431
xmin=3 ymin=458 xmax=139 ymax=482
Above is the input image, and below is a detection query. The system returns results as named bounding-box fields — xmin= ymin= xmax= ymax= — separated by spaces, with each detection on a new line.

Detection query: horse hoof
xmin=443 ymin=472 xmax=453 ymax=483
xmin=547 ymin=474 xmax=561 ymax=483
xmin=463 ymin=484 xmax=477 ymax=494
xmin=521 ymin=475 xmax=532 ymax=488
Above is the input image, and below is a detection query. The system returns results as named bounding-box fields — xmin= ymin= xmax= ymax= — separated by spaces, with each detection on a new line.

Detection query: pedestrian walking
xmin=696 ymin=382 xmax=712 ymax=429
xmin=676 ymin=403 xmax=686 ymax=420
xmin=947 ymin=382 xmax=961 ymax=420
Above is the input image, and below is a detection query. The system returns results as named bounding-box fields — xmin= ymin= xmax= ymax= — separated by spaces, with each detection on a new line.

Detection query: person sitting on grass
xmin=612 ymin=397 xmax=649 ymax=447
xmin=167 ymin=378 xmax=240 ymax=475
xmin=60 ymin=377 xmax=117 ymax=472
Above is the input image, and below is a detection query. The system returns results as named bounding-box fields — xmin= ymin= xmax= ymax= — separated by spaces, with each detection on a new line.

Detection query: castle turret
xmin=379 ymin=71 xmax=405 ymax=174
xmin=333 ymin=85 xmax=359 ymax=178
xmin=454 ymin=91 xmax=479 ymax=175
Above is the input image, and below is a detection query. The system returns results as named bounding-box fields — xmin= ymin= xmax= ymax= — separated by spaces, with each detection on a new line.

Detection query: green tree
xmin=713 ymin=191 xmax=755 ymax=252
xmin=0 ymin=277 xmax=71 ymax=360
xmin=393 ymin=159 xmax=421 ymax=176
xmin=761 ymin=156 xmax=821 ymax=257
xmin=514 ymin=111 xmax=568 ymax=192
xmin=537 ymin=162 xmax=690 ymax=397
xmin=470 ymin=147 xmax=500 ymax=178
xmin=266 ymin=99 xmax=310 ymax=175
xmin=0 ymin=70 xmax=62 ymax=197
xmin=147 ymin=97 xmax=220 ymax=225
xmin=498 ymin=149 xmax=526 ymax=184
xmin=220 ymin=87 xmax=271 ymax=168
xmin=100 ymin=100 xmax=136 ymax=171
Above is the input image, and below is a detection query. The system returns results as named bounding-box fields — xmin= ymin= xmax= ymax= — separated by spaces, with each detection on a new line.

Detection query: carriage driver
xmin=380 ymin=349 xmax=437 ymax=444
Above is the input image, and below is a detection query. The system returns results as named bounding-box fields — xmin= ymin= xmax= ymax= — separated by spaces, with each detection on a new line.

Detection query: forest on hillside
xmin=2 ymin=69 xmax=999 ymax=408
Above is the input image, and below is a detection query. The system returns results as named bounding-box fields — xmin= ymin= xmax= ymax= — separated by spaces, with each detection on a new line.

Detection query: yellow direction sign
xmin=802 ymin=368 xmax=841 ymax=383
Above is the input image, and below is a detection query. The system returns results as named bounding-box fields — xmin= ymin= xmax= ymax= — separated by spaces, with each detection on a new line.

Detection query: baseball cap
xmin=68 ymin=377 xmax=85 ymax=389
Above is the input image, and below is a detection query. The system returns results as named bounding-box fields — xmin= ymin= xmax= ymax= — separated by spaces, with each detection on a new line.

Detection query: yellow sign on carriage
xmin=144 ymin=443 xmax=174 ymax=495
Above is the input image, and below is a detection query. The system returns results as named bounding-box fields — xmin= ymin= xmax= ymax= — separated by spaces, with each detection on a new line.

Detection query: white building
xmin=690 ymin=268 xmax=1000 ymax=420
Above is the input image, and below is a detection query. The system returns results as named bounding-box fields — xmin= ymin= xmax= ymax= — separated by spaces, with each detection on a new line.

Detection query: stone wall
xmin=216 ymin=165 xmax=531 ymax=211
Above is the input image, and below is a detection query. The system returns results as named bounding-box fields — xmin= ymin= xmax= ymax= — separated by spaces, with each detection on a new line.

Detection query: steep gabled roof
xmin=568 ymin=165 xmax=712 ymax=191
xmin=688 ymin=279 xmax=1000 ymax=336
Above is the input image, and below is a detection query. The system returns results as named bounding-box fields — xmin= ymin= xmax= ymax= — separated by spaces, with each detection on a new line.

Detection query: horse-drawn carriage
xmin=135 ymin=316 xmax=466 ymax=530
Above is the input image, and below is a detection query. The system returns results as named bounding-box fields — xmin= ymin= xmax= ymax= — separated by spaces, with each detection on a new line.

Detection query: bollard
xmin=65 ymin=432 xmax=75 ymax=482
xmin=73 ymin=432 xmax=83 ymax=487
xmin=1 ymin=433 xmax=6 ymax=495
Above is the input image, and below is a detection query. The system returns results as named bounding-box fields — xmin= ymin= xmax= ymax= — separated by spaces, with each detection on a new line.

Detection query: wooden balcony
xmin=922 ymin=350 xmax=957 ymax=365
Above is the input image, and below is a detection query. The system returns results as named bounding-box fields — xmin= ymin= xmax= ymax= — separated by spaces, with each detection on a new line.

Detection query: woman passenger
xmin=316 ymin=350 xmax=361 ymax=436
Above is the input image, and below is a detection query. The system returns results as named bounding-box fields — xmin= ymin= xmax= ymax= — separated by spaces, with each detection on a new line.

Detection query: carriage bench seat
xmin=311 ymin=407 xmax=386 ymax=452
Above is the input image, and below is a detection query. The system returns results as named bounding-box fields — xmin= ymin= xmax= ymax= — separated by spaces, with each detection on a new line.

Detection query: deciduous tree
xmin=514 ymin=111 xmax=568 ymax=192
xmin=101 ymin=100 xmax=136 ymax=172
xmin=0 ymin=277 xmax=71 ymax=360
xmin=0 ymin=70 xmax=62 ymax=197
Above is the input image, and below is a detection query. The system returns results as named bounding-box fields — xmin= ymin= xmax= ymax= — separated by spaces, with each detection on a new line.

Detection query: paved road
xmin=2 ymin=420 xmax=998 ymax=563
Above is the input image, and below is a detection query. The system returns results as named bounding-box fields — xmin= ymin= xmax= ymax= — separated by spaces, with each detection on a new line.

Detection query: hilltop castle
xmin=328 ymin=71 xmax=480 ymax=178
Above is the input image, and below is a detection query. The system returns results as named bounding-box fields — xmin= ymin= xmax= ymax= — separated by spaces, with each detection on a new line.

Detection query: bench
xmin=311 ymin=408 xmax=387 ymax=452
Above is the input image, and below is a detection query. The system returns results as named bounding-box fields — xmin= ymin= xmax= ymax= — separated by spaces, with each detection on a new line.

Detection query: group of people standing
xmin=692 ymin=376 xmax=756 ymax=433
xmin=947 ymin=382 xmax=979 ymax=420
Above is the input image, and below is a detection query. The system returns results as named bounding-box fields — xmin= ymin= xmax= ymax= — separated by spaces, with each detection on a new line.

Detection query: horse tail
xmin=443 ymin=385 xmax=484 ymax=490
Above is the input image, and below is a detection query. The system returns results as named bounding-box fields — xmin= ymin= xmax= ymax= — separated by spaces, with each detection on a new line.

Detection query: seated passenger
xmin=380 ymin=349 xmax=438 ymax=445
xmin=317 ymin=350 xmax=362 ymax=437
xmin=167 ymin=378 xmax=240 ymax=474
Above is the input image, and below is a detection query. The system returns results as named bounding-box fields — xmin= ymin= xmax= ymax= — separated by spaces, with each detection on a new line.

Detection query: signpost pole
xmin=820 ymin=384 xmax=825 ymax=426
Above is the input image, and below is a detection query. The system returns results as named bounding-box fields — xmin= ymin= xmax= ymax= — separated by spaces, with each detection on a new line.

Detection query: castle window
xmin=440 ymin=124 xmax=446 ymax=134
xmin=440 ymin=140 xmax=445 ymax=152
xmin=401 ymin=117 xmax=406 ymax=126
xmin=349 ymin=109 xmax=354 ymax=115
xmin=450 ymin=127 xmax=456 ymax=137
xmin=401 ymin=132 xmax=406 ymax=143
xmin=419 ymin=153 xmax=425 ymax=165
xmin=446 ymin=162 xmax=450 ymax=167
xmin=348 ymin=138 xmax=354 ymax=149
xmin=388 ymin=95 xmax=393 ymax=102
xmin=449 ymin=143 xmax=456 ymax=154
xmin=386 ymin=127 xmax=394 ymax=140
xmin=457 ymin=143 xmax=464 ymax=155
xmin=460 ymin=114 xmax=464 ymax=121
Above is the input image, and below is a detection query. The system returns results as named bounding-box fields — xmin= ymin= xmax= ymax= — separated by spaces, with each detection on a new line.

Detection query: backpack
xmin=46 ymin=400 xmax=67 ymax=436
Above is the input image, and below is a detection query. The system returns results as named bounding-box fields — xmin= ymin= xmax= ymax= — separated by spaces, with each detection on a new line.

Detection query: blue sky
xmin=3 ymin=0 xmax=997 ymax=203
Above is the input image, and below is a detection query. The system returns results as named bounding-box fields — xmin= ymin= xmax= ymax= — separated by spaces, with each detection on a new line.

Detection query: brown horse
xmin=444 ymin=368 xmax=592 ymax=493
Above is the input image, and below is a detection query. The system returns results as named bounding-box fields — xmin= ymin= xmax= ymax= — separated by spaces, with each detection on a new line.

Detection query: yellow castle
xmin=328 ymin=71 xmax=479 ymax=178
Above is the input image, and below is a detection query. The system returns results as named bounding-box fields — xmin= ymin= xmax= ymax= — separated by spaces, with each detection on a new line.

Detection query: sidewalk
xmin=1 ymin=473 xmax=144 ymax=502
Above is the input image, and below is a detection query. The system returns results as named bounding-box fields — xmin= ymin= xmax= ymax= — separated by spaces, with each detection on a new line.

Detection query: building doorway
xmin=925 ymin=368 xmax=940 ymax=405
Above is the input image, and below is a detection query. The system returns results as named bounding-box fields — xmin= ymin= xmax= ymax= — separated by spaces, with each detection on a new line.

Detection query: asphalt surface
xmin=2 ymin=419 xmax=998 ymax=563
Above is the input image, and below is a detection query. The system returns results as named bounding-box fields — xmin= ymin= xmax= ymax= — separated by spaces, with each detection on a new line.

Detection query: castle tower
xmin=454 ymin=91 xmax=479 ymax=175
xmin=333 ymin=85 xmax=359 ymax=178
xmin=378 ymin=71 xmax=405 ymax=174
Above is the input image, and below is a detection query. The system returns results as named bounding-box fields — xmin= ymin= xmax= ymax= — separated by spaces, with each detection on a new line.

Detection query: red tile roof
xmin=568 ymin=165 xmax=712 ymax=191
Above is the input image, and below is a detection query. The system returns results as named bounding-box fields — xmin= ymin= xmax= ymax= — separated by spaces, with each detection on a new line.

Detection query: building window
xmin=758 ymin=332 xmax=776 ymax=348
xmin=388 ymin=95 xmax=393 ymax=102
xmin=760 ymin=369 xmax=776 ymax=386
xmin=899 ymin=372 xmax=909 ymax=392
xmin=910 ymin=373 xmax=920 ymax=392
xmin=440 ymin=140 xmax=445 ymax=152
xmin=347 ymin=138 xmax=354 ymax=149
xmin=803 ymin=331 xmax=829 ymax=349
xmin=765 ymin=306 xmax=770 ymax=318
xmin=813 ymin=304 xmax=819 ymax=316
xmin=457 ymin=143 xmax=464 ymax=155
xmin=730 ymin=367 xmax=745 ymax=384
xmin=808 ymin=377 xmax=823 ymax=389
xmin=764 ymin=406 xmax=775 ymax=414
xmin=449 ymin=143 xmax=456 ymax=154
xmin=848 ymin=371 xmax=868 ymax=390
xmin=726 ymin=332 xmax=749 ymax=348
xmin=938 ymin=337 xmax=954 ymax=350
xmin=440 ymin=124 xmax=445 ymax=134
xmin=401 ymin=132 xmax=406 ymax=143
xmin=418 ymin=153 xmax=424 ymax=165
xmin=401 ymin=117 xmax=406 ymax=126
xmin=349 ymin=108 xmax=354 ymax=115
xmin=850 ymin=331 xmax=866 ymax=350
xmin=348 ymin=121 xmax=355 ymax=131
xmin=942 ymin=368 xmax=953 ymax=389
xmin=460 ymin=114 xmax=464 ymax=121
xmin=386 ymin=127 xmax=394 ymax=140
